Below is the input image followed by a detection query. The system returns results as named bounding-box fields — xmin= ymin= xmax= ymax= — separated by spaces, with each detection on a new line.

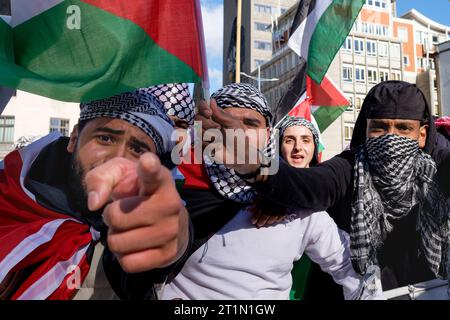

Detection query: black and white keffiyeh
xmin=277 ymin=116 xmax=320 ymax=165
xmin=350 ymin=134 xmax=450 ymax=278
xmin=144 ymin=84 xmax=195 ymax=125
xmin=206 ymin=83 xmax=276 ymax=203
xmin=79 ymin=88 xmax=175 ymax=156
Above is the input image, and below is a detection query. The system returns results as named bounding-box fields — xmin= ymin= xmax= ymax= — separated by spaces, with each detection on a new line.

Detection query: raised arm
xmin=254 ymin=150 xmax=354 ymax=211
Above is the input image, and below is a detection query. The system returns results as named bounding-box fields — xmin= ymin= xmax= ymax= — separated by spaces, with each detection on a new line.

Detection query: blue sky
xmin=396 ymin=0 xmax=450 ymax=26
xmin=200 ymin=0 xmax=450 ymax=94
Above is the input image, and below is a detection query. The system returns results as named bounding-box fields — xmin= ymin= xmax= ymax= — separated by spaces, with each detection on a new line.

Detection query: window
xmin=354 ymin=38 xmax=364 ymax=54
xmin=254 ymin=40 xmax=271 ymax=51
xmin=417 ymin=57 xmax=424 ymax=69
xmin=390 ymin=43 xmax=400 ymax=59
xmin=255 ymin=4 xmax=272 ymax=14
xmin=398 ymin=27 xmax=408 ymax=42
xmin=345 ymin=95 xmax=354 ymax=112
xmin=0 ymin=116 xmax=14 ymax=143
xmin=344 ymin=123 xmax=354 ymax=141
xmin=379 ymin=70 xmax=389 ymax=82
xmin=342 ymin=65 xmax=353 ymax=82
xmin=342 ymin=37 xmax=352 ymax=52
xmin=255 ymin=22 xmax=270 ymax=31
xmin=432 ymin=35 xmax=439 ymax=44
xmin=50 ymin=118 xmax=70 ymax=136
xmin=367 ymin=68 xmax=377 ymax=84
xmin=375 ymin=25 xmax=382 ymax=36
xmin=355 ymin=96 xmax=364 ymax=112
xmin=430 ymin=59 xmax=435 ymax=70
xmin=378 ymin=42 xmax=388 ymax=57
xmin=403 ymin=55 xmax=409 ymax=66
xmin=367 ymin=40 xmax=377 ymax=56
xmin=391 ymin=71 xmax=401 ymax=81
xmin=355 ymin=67 xmax=365 ymax=82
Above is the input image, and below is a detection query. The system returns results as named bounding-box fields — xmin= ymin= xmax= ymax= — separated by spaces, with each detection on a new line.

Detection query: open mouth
xmin=291 ymin=154 xmax=305 ymax=160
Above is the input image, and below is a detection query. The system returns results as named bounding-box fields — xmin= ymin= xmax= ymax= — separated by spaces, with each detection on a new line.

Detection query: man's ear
xmin=418 ymin=124 xmax=428 ymax=149
xmin=67 ymin=124 xmax=79 ymax=153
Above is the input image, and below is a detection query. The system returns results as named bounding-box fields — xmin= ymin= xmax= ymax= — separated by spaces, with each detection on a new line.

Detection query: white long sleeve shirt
xmin=162 ymin=207 xmax=363 ymax=300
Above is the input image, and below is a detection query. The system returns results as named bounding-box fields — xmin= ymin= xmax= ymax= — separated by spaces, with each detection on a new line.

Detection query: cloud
xmin=201 ymin=3 xmax=223 ymax=59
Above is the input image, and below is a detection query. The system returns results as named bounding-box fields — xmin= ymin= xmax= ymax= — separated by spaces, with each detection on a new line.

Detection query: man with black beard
xmin=197 ymin=81 xmax=450 ymax=297
xmin=0 ymin=88 xmax=191 ymax=300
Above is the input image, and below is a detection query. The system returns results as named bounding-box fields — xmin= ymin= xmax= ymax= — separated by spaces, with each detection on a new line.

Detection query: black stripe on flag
xmin=272 ymin=58 xmax=308 ymax=125
xmin=290 ymin=0 xmax=317 ymax=35
xmin=0 ymin=0 xmax=11 ymax=16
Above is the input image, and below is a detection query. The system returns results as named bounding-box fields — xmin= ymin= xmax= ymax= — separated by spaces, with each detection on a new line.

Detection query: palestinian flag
xmin=0 ymin=0 xmax=207 ymax=103
xmin=274 ymin=60 xmax=349 ymax=134
xmin=288 ymin=0 xmax=365 ymax=84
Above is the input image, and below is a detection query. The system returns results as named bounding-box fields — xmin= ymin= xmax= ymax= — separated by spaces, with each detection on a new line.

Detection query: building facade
xmin=249 ymin=0 xmax=450 ymax=160
xmin=436 ymin=40 xmax=450 ymax=116
xmin=0 ymin=91 xmax=79 ymax=158
xmin=222 ymin=0 xmax=297 ymax=85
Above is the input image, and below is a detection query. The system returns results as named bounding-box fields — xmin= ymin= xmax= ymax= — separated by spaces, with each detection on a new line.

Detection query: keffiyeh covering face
xmin=143 ymin=84 xmax=195 ymax=125
xmin=350 ymin=134 xmax=450 ymax=278
xmin=79 ymin=88 xmax=175 ymax=156
xmin=277 ymin=116 xmax=320 ymax=165
xmin=206 ymin=83 xmax=276 ymax=203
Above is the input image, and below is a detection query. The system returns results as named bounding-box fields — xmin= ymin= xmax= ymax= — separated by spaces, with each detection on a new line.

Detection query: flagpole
xmin=235 ymin=0 xmax=242 ymax=83
xmin=193 ymin=0 xmax=210 ymax=103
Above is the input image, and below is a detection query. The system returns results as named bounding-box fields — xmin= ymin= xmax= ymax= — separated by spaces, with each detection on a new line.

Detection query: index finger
xmin=85 ymin=157 xmax=137 ymax=211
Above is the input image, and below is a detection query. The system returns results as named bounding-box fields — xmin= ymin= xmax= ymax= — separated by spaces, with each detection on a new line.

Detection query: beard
xmin=67 ymin=151 xmax=104 ymax=217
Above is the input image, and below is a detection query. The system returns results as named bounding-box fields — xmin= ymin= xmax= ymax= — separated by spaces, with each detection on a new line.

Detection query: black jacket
xmin=255 ymin=83 xmax=450 ymax=290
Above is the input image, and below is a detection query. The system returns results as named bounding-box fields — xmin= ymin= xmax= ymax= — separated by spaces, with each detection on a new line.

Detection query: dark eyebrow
xmin=92 ymin=127 xmax=126 ymax=135
xmin=369 ymin=120 xmax=389 ymax=129
xmin=243 ymin=117 xmax=262 ymax=127
xmin=129 ymin=137 xmax=151 ymax=152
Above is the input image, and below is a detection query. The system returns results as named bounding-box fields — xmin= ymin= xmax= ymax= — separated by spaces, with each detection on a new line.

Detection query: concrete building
xmin=0 ymin=91 xmax=79 ymax=158
xmin=435 ymin=40 xmax=450 ymax=116
xmin=394 ymin=9 xmax=450 ymax=116
xmin=222 ymin=0 xmax=297 ymax=85
xmin=248 ymin=0 xmax=450 ymax=160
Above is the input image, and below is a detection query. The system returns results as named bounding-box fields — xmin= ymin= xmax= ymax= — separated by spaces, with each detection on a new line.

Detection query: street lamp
xmin=240 ymin=65 xmax=279 ymax=91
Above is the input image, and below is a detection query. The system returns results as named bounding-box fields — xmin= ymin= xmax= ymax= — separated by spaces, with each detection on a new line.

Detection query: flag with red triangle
xmin=0 ymin=0 xmax=208 ymax=103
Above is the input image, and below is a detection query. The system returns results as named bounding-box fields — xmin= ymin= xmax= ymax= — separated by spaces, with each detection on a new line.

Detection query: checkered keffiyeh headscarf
xmin=144 ymin=84 xmax=195 ymax=125
xmin=277 ymin=116 xmax=320 ymax=165
xmin=79 ymin=88 xmax=175 ymax=156
xmin=206 ymin=83 xmax=276 ymax=203
xmin=350 ymin=134 xmax=450 ymax=278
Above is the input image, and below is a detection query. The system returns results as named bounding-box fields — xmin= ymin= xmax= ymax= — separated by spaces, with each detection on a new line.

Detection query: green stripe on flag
xmin=312 ymin=105 xmax=348 ymax=132
xmin=0 ymin=19 xmax=13 ymax=63
xmin=0 ymin=1 xmax=201 ymax=102
xmin=307 ymin=0 xmax=365 ymax=83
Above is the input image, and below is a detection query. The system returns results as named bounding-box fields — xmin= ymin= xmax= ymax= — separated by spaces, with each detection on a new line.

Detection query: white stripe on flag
xmin=288 ymin=0 xmax=333 ymax=58
xmin=17 ymin=243 xmax=90 ymax=300
xmin=10 ymin=0 xmax=64 ymax=27
xmin=0 ymin=218 xmax=77 ymax=283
